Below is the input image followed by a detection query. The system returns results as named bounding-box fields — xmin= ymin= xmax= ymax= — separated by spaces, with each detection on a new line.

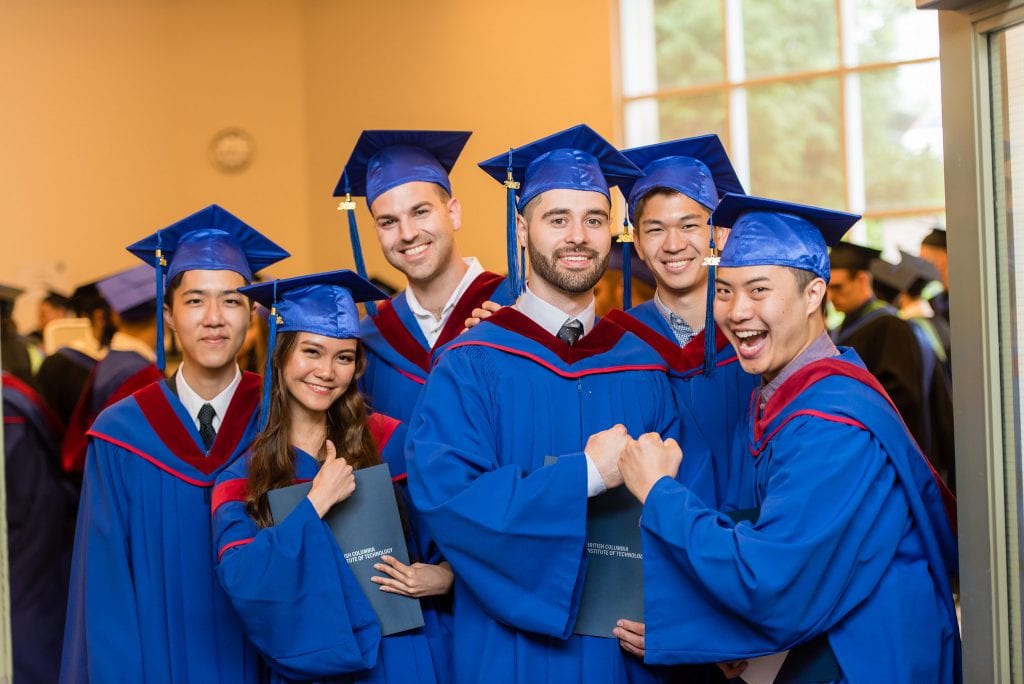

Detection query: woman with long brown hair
xmin=211 ymin=270 xmax=452 ymax=683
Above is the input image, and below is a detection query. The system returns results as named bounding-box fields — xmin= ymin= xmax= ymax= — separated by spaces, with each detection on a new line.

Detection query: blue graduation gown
xmin=62 ymin=349 xmax=164 ymax=474
xmin=3 ymin=372 xmax=75 ymax=684
xmin=60 ymin=373 xmax=263 ymax=683
xmin=359 ymin=272 xmax=512 ymax=422
xmin=640 ymin=349 xmax=961 ymax=683
xmin=211 ymin=414 xmax=447 ymax=683
xmin=608 ymin=303 xmax=760 ymax=510
xmin=407 ymin=308 xmax=713 ymax=684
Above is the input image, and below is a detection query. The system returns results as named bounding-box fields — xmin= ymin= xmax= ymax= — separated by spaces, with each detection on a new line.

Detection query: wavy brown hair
xmin=246 ymin=331 xmax=381 ymax=527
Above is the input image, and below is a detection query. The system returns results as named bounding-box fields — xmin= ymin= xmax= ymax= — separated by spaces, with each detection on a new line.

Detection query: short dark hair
xmin=633 ymin=187 xmax=689 ymax=225
xmin=163 ymin=272 xmax=185 ymax=308
xmin=786 ymin=267 xmax=828 ymax=314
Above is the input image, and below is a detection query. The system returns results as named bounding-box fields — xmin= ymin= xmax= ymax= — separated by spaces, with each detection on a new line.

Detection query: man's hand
xmin=619 ymin=433 xmax=683 ymax=504
xmin=462 ymin=300 xmax=503 ymax=331
xmin=614 ymin=619 xmax=645 ymax=658
xmin=584 ymin=424 xmax=630 ymax=489
xmin=717 ymin=660 xmax=748 ymax=678
xmin=371 ymin=557 xmax=454 ymax=598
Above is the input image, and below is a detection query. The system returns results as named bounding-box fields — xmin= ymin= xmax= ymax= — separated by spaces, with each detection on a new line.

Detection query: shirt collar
xmin=760 ymin=331 xmax=838 ymax=407
xmin=405 ymin=257 xmax=484 ymax=323
xmin=652 ymin=291 xmax=700 ymax=346
xmin=514 ymin=282 xmax=596 ymax=338
xmin=175 ymin=364 xmax=242 ymax=431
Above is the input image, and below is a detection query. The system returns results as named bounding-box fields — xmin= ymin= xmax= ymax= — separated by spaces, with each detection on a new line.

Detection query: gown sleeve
xmin=61 ymin=437 xmax=145 ymax=682
xmin=640 ymin=417 xmax=909 ymax=663
xmin=212 ymin=482 xmax=382 ymax=680
xmin=406 ymin=348 xmax=590 ymax=639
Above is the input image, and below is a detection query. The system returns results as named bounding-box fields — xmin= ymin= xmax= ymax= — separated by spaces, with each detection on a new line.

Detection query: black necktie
xmin=198 ymin=403 xmax=217 ymax=452
xmin=557 ymin=319 xmax=584 ymax=347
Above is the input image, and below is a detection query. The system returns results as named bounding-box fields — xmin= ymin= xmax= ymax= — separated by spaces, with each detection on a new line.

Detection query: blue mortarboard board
xmin=829 ymin=242 xmax=882 ymax=273
xmin=96 ymin=264 xmax=157 ymax=315
xmin=334 ymin=130 xmax=471 ymax=206
xmin=620 ymin=134 xmax=745 ymax=224
xmin=124 ymin=204 xmax=290 ymax=370
xmin=713 ymin=193 xmax=861 ymax=282
xmin=126 ymin=204 xmax=289 ymax=283
xmin=870 ymin=251 xmax=941 ymax=295
xmin=332 ymin=130 xmax=471 ymax=317
xmin=477 ymin=124 xmax=643 ymax=298
xmin=239 ymin=269 xmax=388 ymax=430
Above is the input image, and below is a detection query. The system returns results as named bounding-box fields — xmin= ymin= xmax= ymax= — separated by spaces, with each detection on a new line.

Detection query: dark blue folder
xmin=546 ymin=456 xmax=643 ymax=638
xmin=268 ymin=463 xmax=424 ymax=636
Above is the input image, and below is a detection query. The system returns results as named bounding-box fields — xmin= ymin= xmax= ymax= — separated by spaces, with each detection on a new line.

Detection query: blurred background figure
xmin=1 ymin=283 xmax=76 ymax=684
xmin=1 ymin=284 xmax=33 ymax=384
xmin=26 ymin=289 xmax=71 ymax=347
xmin=871 ymin=251 xmax=951 ymax=378
xmin=59 ymin=264 xmax=164 ymax=478
xmin=34 ymin=278 xmax=111 ymax=428
xmin=830 ymin=243 xmax=955 ymax=492
xmin=919 ymin=225 xmax=949 ymax=323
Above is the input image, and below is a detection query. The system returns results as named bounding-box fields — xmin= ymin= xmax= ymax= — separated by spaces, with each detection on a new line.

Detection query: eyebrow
xmin=643 ymin=213 xmax=703 ymax=226
xmin=714 ymin=275 xmax=772 ymax=287
xmin=180 ymin=288 xmax=242 ymax=297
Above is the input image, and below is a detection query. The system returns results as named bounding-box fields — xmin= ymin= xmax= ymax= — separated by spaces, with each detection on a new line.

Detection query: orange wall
xmin=2 ymin=0 xmax=617 ymax=328
xmin=299 ymin=0 xmax=620 ymax=285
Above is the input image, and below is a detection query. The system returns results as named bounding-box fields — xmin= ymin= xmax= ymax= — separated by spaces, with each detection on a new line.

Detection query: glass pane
xmin=652 ymin=0 xmax=725 ymax=89
xmin=991 ymin=21 xmax=1024 ymax=677
xmin=850 ymin=0 xmax=938 ymax=65
xmin=743 ymin=0 xmax=838 ymax=78
xmin=859 ymin=63 xmax=944 ymax=212
xmin=857 ymin=214 xmax=945 ymax=260
xmin=746 ymin=77 xmax=844 ymax=208
xmin=658 ymin=90 xmax=729 ymax=143
xmin=624 ymin=91 xmax=728 ymax=149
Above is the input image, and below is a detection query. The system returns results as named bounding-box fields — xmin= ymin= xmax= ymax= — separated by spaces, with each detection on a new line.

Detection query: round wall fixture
xmin=208 ymin=127 xmax=255 ymax=173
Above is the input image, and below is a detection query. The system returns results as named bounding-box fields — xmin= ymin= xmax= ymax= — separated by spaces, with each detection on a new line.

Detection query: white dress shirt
xmin=175 ymin=364 xmax=242 ymax=433
xmin=513 ymin=283 xmax=596 ymax=337
xmin=405 ymin=257 xmax=485 ymax=347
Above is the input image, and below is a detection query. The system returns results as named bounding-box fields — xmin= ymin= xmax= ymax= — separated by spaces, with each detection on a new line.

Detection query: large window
xmin=619 ymin=0 xmax=944 ymax=255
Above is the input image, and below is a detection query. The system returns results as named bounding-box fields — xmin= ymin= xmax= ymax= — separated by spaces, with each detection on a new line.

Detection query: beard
xmin=526 ymin=240 xmax=609 ymax=294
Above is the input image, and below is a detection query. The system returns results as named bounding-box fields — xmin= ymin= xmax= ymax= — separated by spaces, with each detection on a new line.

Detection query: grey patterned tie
xmin=198 ymin=403 xmax=217 ymax=452
xmin=557 ymin=319 xmax=584 ymax=347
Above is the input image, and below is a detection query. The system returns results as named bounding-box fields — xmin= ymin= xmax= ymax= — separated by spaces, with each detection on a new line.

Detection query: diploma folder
xmin=268 ymin=463 xmax=425 ymax=636
xmin=546 ymin=456 xmax=643 ymax=638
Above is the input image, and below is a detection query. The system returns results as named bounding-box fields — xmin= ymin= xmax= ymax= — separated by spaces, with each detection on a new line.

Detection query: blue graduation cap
xmin=125 ymin=204 xmax=290 ymax=370
xmin=620 ymin=135 xmax=745 ymax=372
xmin=477 ymin=124 xmax=643 ymax=298
xmin=96 ymin=264 xmax=157 ymax=316
xmin=712 ymin=194 xmax=860 ymax=283
xmin=238 ymin=270 xmax=389 ymax=429
xmin=333 ymin=130 xmax=472 ymax=316
xmin=620 ymin=134 xmax=745 ymax=224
